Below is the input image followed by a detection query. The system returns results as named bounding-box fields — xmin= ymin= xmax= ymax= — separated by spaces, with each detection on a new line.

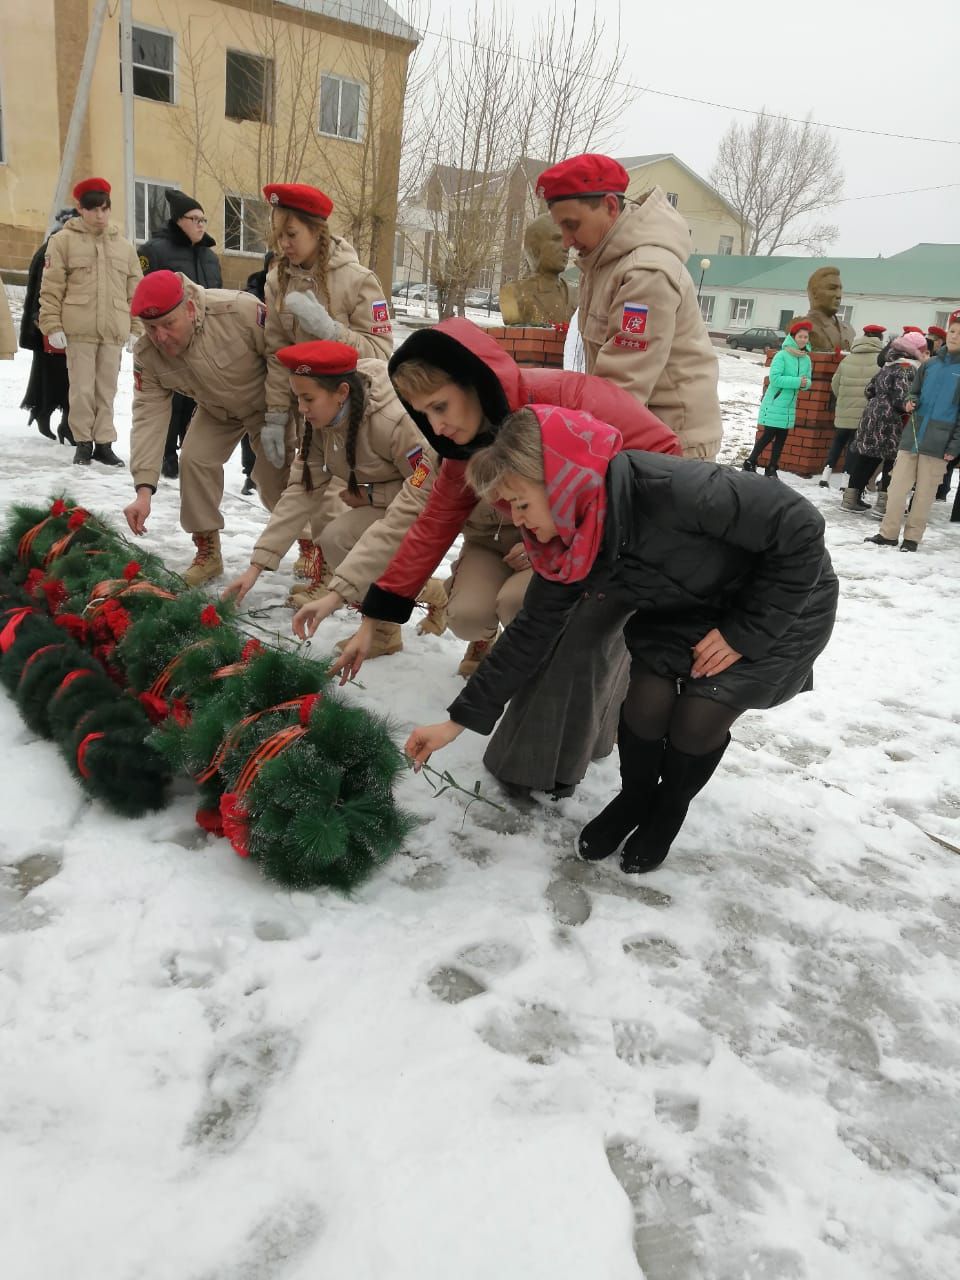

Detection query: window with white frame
xmin=223 ymin=194 xmax=268 ymax=254
xmin=729 ymin=297 xmax=754 ymax=325
xmin=225 ymin=50 xmax=273 ymax=123
xmin=718 ymin=234 xmax=733 ymax=255
xmin=509 ymin=211 xmax=523 ymax=238
xmin=699 ymin=295 xmax=715 ymax=324
xmin=135 ymin=180 xmax=178 ymax=243
xmin=123 ymin=26 xmax=175 ymax=103
xmin=319 ymin=74 xmax=364 ymax=141
xmin=666 ymin=191 xmax=679 ymax=208
xmin=477 ymin=265 xmax=494 ymax=290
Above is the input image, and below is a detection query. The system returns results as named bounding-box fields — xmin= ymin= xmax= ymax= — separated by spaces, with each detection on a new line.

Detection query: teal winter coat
xmin=757 ymin=336 xmax=812 ymax=430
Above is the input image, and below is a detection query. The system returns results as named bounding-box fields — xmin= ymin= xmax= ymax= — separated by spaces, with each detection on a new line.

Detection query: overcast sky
xmin=420 ymin=0 xmax=956 ymax=258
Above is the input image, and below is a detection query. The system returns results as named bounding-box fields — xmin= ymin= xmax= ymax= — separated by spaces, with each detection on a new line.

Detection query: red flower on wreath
xmin=195 ymin=806 xmax=225 ymax=838
xmin=40 ymin=578 xmax=68 ymax=614
xmin=123 ymin=561 xmax=141 ymax=581
xmin=551 ymin=322 xmax=570 ymax=336
xmin=67 ymin=508 xmax=90 ymax=531
xmin=24 ymin=568 xmax=44 ymax=594
xmin=138 ymin=692 xmax=170 ymax=724
xmin=219 ymin=792 xmax=251 ymax=858
xmin=200 ymin=604 xmax=221 ymax=628
xmin=241 ymin=637 xmax=263 ymax=662
xmin=55 ymin=613 xmax=90 ymax=644
xmin=50 ymin=499 xmax=68 ymax=518
xmin=171 ymin=698 xmax=191 ymax=727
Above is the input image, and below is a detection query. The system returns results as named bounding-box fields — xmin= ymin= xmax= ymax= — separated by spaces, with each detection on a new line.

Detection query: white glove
xmin=258 ymin=412 xmax=288 ymax=469
xmin=125 ymin=335 xmax=137 ymax=353
xmin=48 ymin=330 xmax=68 ymax=350
xmin=284 ymin=291 xmax=338 ymax=340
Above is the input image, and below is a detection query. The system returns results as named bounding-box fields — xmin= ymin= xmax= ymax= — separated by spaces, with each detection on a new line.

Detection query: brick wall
xmin=753 ymin=349 xmax=842 ymax=477
xmin=483 ymin=325 xmax=566 ymax=369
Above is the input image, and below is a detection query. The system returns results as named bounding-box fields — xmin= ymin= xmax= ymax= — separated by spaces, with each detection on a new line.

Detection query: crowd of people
xmin=17 ymin=154 xmax=959 ymax=878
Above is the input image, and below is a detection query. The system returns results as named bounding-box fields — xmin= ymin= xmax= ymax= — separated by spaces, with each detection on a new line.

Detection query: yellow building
xmin=0 ymin=0 xmax=418 ymax=287
xmin=619 ymin=154 xmax=748 ymax=258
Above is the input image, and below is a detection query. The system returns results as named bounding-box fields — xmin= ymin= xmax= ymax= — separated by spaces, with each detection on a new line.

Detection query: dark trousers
xmin=240 ymin=434 xmax=256 ymax=477
xmin=847 ymin=453 xmax=893 ymax=494
xmin=164 ymin=393 xmax=195 ymax=462
xmin=748 ymin=428 xmax=787 ymax=470
xmin=825 ymin=428 xmax=855 ymax=470
xmin=937 ymin=456 xmax=958 ymax=500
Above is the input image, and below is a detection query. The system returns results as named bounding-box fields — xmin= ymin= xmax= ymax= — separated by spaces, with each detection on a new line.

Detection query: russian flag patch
xmin=621 ymin=303 xmax=648 ymax=336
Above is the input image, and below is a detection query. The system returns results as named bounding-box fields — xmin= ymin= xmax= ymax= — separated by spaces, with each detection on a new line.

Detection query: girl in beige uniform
xmin=224 ymin=340 xmax=445 ymax=658
xmin=259 ymin=181 xmax=394 ymax=584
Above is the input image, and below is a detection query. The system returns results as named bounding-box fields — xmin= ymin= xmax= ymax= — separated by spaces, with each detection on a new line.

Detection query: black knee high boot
xmin=577 ymin=723 xmax=665 ymax=861
xmin=620 ymin=735 xmax=729 ymax=874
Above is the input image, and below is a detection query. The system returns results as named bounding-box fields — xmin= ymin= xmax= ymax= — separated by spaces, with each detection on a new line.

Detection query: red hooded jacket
xmin=362 ymin=318 xmax=681 ymax=622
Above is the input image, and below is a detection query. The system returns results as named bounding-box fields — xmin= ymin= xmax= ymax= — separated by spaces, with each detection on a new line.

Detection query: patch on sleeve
xmin=409 ymin=460 xmax=431 ymax=488
xmin=372 ymin=299 xmax=389 ymax=324
xmin=613 ymin=334 xmax=648 ymax=351
xmin=405 ymin=444 xmax=424 ymax=471
xmin=620 ymin=303 xmax=648 ymax=335
xmin=371 ymin=324 xmax=393 ymax=335
xmin=44 ymin=256 xmax=52 ymax=270
xmin=133 ymin=363 xmax=143 ymax=392
xmin=139 ymin=254 xmax=150 ymax=272
xmin=256 ymin=303 xmax=267 ymax=328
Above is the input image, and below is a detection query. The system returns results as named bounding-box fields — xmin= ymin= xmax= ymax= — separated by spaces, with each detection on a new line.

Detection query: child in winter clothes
xmin=867 ymin=319 xmax=960 ymax=551
xmin=822 ymin=323 xmax=886 ymax=486
xmin=38 ymin=178 xmax=141 ymax=468
xmin=842 ymin=332 xmax=928 ymax=514
xmin=743 ymin=320 xmax=812 ymax=477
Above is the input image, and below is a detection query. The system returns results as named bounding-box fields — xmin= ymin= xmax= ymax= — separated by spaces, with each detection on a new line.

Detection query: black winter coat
xmin=449 ymin=453 xmax=838 ymax=735
xmin=20 ymin=238 xmax=51 ymax=351
xmin=137 ymin=221 xmax=222 ymax=287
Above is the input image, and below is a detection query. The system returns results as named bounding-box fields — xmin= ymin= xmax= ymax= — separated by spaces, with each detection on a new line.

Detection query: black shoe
xmin=58 ymin=420 xmax=76 ymax=446
xmin=92 ymin=443 xmax=125 ymax=468
xmin=241 ymin=475 xmax=256 ymax=496
xmin=764 ymin=467 xmax=779 ymax=479
xmin=73 ymin=442 xmax=93 ymax=466
xmin=620 ymin=736 xmax=729 ymax=875
xmin=36 ymin=418 xmax=56 ymax=440
xmin=864 ymin=534 xmax=898 ymax=547
xmin=935 ymin=488 xmax=948 ymax=502
xmin=900 ymin=539 xmax=919 ymax=552
xmin=741 ymin=459 xmax=757 ymax=473
xmin=577 ymin=727 xmax=665 ymax=861
xmin=549 ymin=783 xmax=576 ymax=802
xmin=818 ymin=479 xmax=830 ymax=488
xmin=161 ymin=453 xmax=179 ymax=479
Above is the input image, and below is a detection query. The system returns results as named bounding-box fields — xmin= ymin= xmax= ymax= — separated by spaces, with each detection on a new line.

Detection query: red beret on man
xmin=862 ymin=324 xmax=886 ymax=336
xmin=902 ymin=326 xmax=924 ymax=334
xmin=789 ymin=319 xmax=813 ymax=335
xmin=927 ymin=325 xmax=947 ymax=339
xmin=276 ymin=340 xmax=358 ymax=377
xmin=73 ymin=177 xmax=111 ymax=202
xmin=536 ymin=154 xmax=630 ymax=203
xmin=263 ymin=183 xmax=333 ymax=220
xmin=130 ymin=269 xmax=185 ymax=320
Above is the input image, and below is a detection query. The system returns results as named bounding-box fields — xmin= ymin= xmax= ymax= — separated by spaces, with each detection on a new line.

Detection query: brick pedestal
xmin=754 ymin=349 xmax=843 ymax=477
xmin=484 ymin=325 xmax=566 ymax=369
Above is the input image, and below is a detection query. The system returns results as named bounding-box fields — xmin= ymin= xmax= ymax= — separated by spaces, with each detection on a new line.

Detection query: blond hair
xmin=465 ymin=408 xmax=544 ymax=500
xmin=390 ymin=358 xmax=452 ymax=402
xmin=270 ymin=209 xmax=331 ymax=307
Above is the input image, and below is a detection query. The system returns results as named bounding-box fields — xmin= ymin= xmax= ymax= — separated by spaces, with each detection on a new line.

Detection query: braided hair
xmin=270 ymin=210 xmax=332 ymax=307
xmin=298 ymin=370 xmax=368 ymax=495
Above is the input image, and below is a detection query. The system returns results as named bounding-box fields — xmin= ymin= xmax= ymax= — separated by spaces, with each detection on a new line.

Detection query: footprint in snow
xmin=477 ymin=1001 xmax=582 ymax=1066
xmin=426 ymin=965 xmax=486 ymax=1004
xmin=194 ymin=1196 xmax=324 ymax=1280
xmin=0 ymin=850 xmax=62 ymax=933
xmin=185 ymin=1028 xmax=298 ymax=1152
xmin=605 ymin=1141 xmax=709 ymax=1279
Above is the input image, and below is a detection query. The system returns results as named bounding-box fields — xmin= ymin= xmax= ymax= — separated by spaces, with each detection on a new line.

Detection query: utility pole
xmin=120 ymin=0 xmax=137 ymax=241
xmin=47 ymin=0 xmax=110 ymax=233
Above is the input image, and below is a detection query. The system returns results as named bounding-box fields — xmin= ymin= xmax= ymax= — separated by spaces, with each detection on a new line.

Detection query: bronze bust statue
xmin=499 ymin=214 xmax=577 ymax=326
xmin=800 ymin=267 xmax=855 ymax=351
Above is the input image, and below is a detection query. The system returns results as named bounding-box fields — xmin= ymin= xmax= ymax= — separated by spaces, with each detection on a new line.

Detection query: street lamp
xmin=697 ymin=257 xmax=711 ymax=302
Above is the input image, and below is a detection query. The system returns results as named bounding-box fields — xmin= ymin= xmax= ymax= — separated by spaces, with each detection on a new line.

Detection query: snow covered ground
xmin=2 ymin=297 xmax=960 ymax=1279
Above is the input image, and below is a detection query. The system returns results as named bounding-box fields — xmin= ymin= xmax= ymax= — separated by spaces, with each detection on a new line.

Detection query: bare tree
xmin=709 ymin=111 xmax=843 ymax=255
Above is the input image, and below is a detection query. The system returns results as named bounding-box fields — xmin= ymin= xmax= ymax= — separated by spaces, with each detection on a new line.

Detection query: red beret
xmin=950 ymin=310 xmax=960 ymax=326
xmin=789 ymin=319 xmax=813 ymax=335
xmin=277 ymin=340 xmax=357 ymax=377
xmin=536 ymin=154 xmax=629 ymax=203
xmin=927 ymin=325 xmax=947 ymax=339
xmin=73 ymin=177 xmax=111 ymax=201
xmin=263 ymin=183 xmax=333 ymax=220
xmin=130 ymin=270 xmax=185 ymax=320
xmin=862 ymin=324 xmax=886 ymax=336
xmin=902 ymin=326 xmax=924 ymax=334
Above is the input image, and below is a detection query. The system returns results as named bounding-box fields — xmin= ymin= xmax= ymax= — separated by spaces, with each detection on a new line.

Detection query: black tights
xmin=622 ymin=668 xmax=742 ymax=755
xmin=748 ymin=429 xmax=786 ymax=470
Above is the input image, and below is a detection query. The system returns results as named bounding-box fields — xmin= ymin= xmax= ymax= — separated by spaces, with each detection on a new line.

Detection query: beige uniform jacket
xmin=252 ymin=360 xmax=438 ymax=602
xmin=38 ymin=220 xmax=142 ymax=345
xmin=264 ymin=238 xmax=392 ymax=415
xmin=130 ymin=278 xmax=268 ymax=491
xmin=578 ymin=188 xmax=722 ymax=459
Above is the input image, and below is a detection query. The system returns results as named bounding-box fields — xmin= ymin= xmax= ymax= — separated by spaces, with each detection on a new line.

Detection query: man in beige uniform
xmin=123 ymin=270 xmax=295 ymax=586
xmin=538 ymin=153 xmax=722 ymax=460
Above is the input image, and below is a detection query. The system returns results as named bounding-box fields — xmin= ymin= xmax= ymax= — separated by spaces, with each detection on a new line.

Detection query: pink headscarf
xmin=521 ymin=405 xmax=622 ymax=583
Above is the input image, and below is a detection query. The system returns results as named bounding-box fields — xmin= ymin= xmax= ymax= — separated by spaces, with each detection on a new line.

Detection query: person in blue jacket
xmin=866 ymin=316 xmax=960 ymax=551
xmin=742 ymin=320 xmax=813 ymax=478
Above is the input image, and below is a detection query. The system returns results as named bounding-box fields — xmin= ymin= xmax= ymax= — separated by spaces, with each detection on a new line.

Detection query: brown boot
xmin=458 ymin=631 xmax=497 ymax=678
xmin=293 ymin=538 xmax=321 ymax=581
xmin=182 ymin=531 xmax=223 ymax=587
xmin=286 ymin=552 xmax=331 ymax=608
xmin=335 ymin=620 xmax=403 ymax=660
xmin=416 ymin=577 xmax=448 ymax=636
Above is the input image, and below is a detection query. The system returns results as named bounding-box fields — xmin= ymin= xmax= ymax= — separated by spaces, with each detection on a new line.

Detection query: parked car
xmin=404 ymin=284 xmax=438 ymax=302
xmin=392 ymin=280 xmax=424 ymax=297
xmin=465 ymin=289 xmax=499 ymax=310
xmin=725 ymin=327 xmax=786 ymax=352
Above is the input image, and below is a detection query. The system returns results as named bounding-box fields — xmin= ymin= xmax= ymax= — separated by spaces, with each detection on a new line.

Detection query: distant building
xmin=691 ymin=244 xmax=960 ymax=338
xmin=617 ymin=154 xmax=749 ymax=257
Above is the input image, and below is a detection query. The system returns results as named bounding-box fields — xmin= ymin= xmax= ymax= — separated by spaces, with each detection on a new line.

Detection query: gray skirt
xmin=482 ymin=592 xmax=633 ymax=791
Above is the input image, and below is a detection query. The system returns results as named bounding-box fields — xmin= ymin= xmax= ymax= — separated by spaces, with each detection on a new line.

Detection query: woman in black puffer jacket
xmin=404 ymin=405 xmax=838 ymax=878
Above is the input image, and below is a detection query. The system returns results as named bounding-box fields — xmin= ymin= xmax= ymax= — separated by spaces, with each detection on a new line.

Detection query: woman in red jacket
xmin=300 ymin=317 xmax=680 ymax=798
